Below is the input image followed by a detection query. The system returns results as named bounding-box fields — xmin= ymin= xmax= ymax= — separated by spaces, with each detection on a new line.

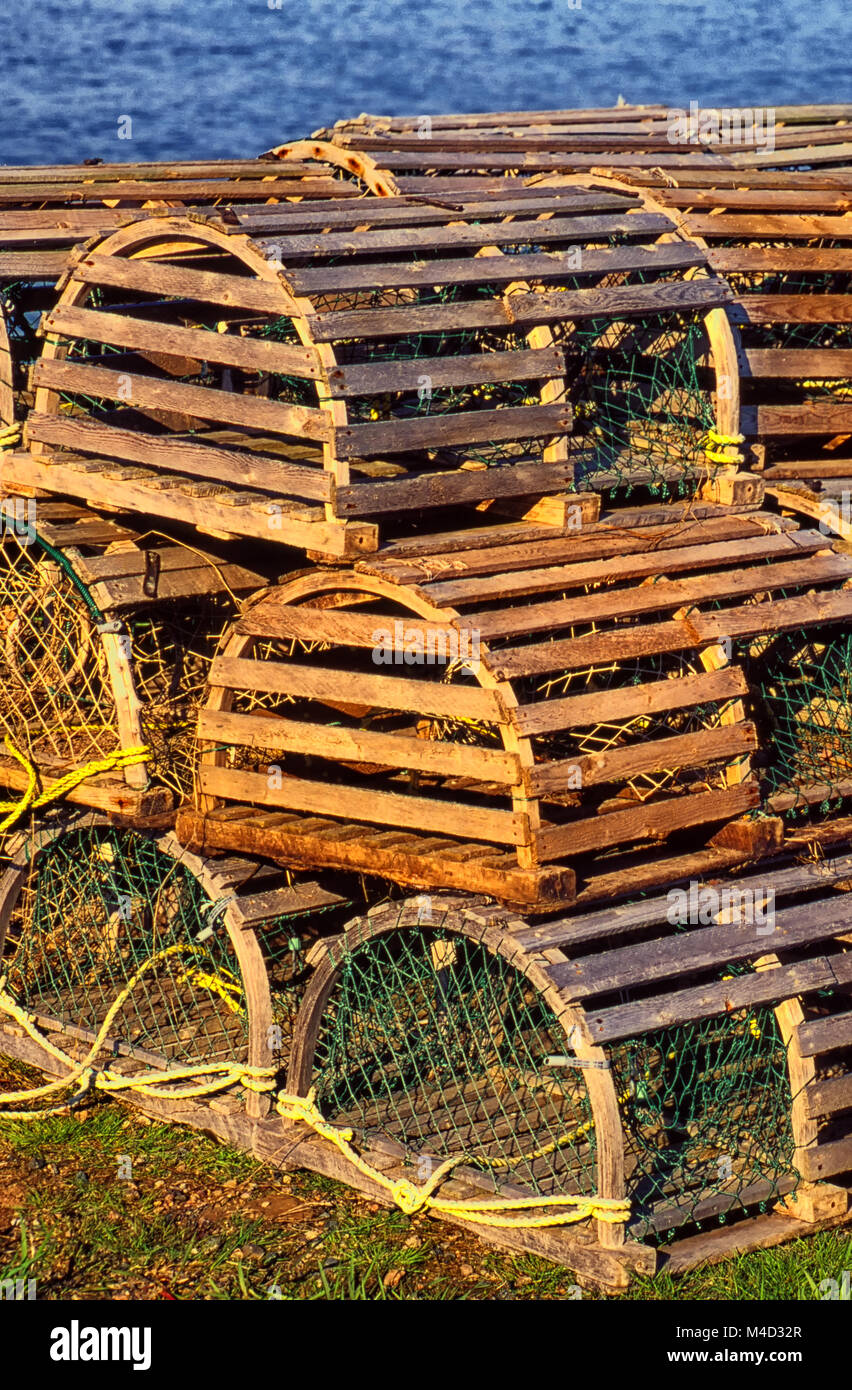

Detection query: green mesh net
xmin=2 ymin=825 xmax=250 ymax=1069
xmin=738 ymin=624 xmax=852 ymax=817
xmin=610 ymin=996 xmax=798 ymax=1243
xmin=311 ymin=922 xmax=599 ymax=1200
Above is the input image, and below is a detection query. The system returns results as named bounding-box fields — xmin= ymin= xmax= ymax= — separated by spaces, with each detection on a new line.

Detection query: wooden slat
xmin=584 ymin=953 xmax=852 ymax=1045
xmin=310 ymin=279 xmax=727 ymax=342
xmin=491 ymin=587 xmax=852 ymax=680
xmin=535 ymin=783 xmax=759 ymax=861
xmin=199 ymin=765 xmax=527 ymax=845
xmin=743 ymin=401 xmax=852 ymax=435
xmin=207 ymin=653 xmax=504 ymax=722
xmin=741 ymin=349 xmax=852 ymax=378
xmin=44 ymin=304 xmax=322 ymax=378
xmin=327 ymin=344 xmax=564 ymax=397
xmin=550 ymin=894 xmax=852 ymax=1000
xmin=474 ymin=551 xmax=850 ymax=641
xmin=237 ymin=601 xmax=464 ymax=650
xmin=334 ymin=403 xmax=571 ymax=458
xmin=427 ymin=530 xmax=826 ymax=606
xmin=25 ymin=412 xmax=333 ymax=502
xmin=806 ymin=1073 xmax=852 ymax=1119
xmin=707 ymin=247 xmax=852 ymax=273
xmin=529 ymin=722 xmax=756 ymax=795
xmin=336 ymin=457 xmax=575 ymax=515
xmin=798 ymin=1009 xmax=852 ymax=1058
xmin=371 ymin=512 xmax=796 ymax=582
xmin=0 ymin=251 xmax=69 ymax=280
xmin=515 ymin=853 xmax=852 ymax=951
xmin=238 ymin=190 xmax=639 ymax=234
xmin=198 ymin=707 xmax=520 ymax=783
xmin=0 ymin=449 xmax=371 ymax=556
xmin=74 ymin=253 xmax=288 ymax=314
xmin=254 ymin=211 xmax=675 ymax=260
xmin=286 ymin=242 xmax=708 ymax=295
xmin=32 ymin=359 xmax=332 ymax=441
xmin=731 ymin=296 xmax=852 ymax=325
xmin=176 ymin=806 xmax=574 ymax=911
xmin=685 ymin=213 xmax=852 ymax=239
xmin=503 ymin=279 xmax=732 ymax=325
xmin=514 ymin=665 xmax=749 ymax=738
xmin=0 ymin=177 xmax=349 ymax=205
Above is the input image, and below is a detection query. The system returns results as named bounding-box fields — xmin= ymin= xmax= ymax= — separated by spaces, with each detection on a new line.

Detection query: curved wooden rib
xmin=286 ymin=895 xmax=626 ymax=1248
xmin=262 ymin=139 xmax=400 ymax=197
xmin=0 ymin=813 xmax=275 ymax=1120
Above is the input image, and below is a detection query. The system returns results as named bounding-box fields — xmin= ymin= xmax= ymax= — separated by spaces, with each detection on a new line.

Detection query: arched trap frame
xmin=0 ymin=497 xmax=264 ymax=829
xmin=178 ymin=502 xmax=852 ymax=909
xmin=279 ymin=872 xmax=852 ymax=1280
xmin=0 ymin=812 xmax=351 ymax=1123
xmin=0 ymin=183 xmax=737 ymax=557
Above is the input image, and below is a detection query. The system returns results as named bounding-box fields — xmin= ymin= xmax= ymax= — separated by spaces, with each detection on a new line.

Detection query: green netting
xmin=610 ymin=992 xmax=797 ymax=1243
xmin=311 ymin=922 xmax=599 ymax=1200
xmin=1 ymin=823 xmax=352 ymax=1096
xmin=739 ymin=624 xmax=852 ymax=816
xmin=2 ymin=825 xmax=249 ymax=1069
xmin=307 ymin=919 xmax=801 ymax=1240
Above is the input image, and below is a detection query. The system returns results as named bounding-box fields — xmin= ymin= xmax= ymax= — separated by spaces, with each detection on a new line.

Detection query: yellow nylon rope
xmin=0 ymin=739 xmax=150 ymax=834
xmin=0 ymin=423 xmax=22 ymax=450
xmin=704 ymin=429 xmax=745 ymax=466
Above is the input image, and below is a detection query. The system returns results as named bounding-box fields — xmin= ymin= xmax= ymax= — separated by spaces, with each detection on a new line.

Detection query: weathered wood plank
xmin=199 ymin=765 xmax=527 ymax=845
xmin=491 ymin=588 xmax=852 ymax=680
xmin=529 ymin=722 xmax=756 ymax=795
xmin=74 ymin=253 xmax=288 ymax=313
xmin=207 ymin=653 xmax=504 ymax=722
xmin=25 ymin=412 xmax=333 ymax=501
xmin=584 ymin=953 xmax=852 ymax=1045
xmin=550 ymin=893 xmax=852 ymax=999
xmin=334 ymin=403 xmax=572 ymax=458
xmin=514 ymin=665 xmax=749 ymax=738
xmin=198 ymin=707 xmax=519 ymax=783
xmin=43 ymin=304 xmax=322 ymax=378
xmin=536 ymin=784 xmax=758 ymax=862
xmin=32 ymin=358 xmax=332 ymax=441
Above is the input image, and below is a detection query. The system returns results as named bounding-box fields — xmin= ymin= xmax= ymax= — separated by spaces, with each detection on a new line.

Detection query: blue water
xmin=1 ymin=0 xmax=850 ymax=165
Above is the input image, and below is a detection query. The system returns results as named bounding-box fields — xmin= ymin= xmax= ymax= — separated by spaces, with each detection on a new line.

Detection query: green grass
xmin=1 ymin=1057 xmax=851 ymax=1301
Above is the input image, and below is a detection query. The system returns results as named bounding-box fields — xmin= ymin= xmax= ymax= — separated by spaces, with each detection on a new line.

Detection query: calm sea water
xmin=1 ymin=0 xmax=850 ymax=165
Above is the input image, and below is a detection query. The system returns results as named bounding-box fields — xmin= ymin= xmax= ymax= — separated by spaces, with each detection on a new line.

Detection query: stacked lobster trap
xmin=3 ymin=107 xmax=852 ymax=1290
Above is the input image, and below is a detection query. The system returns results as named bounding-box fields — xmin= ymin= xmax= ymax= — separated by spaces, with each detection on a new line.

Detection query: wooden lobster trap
xmin=297 ymin=102 xmax=852 ymax=183
xmin=0 ymin=149 xmax=382 ymax=431
xmin=0 ymin=496 xmax=263 ymax=827
xmin=603 ymin=159 xmax=852 ymax=496
xmin=0 ymin=178 xmax=739 ymax=558
xmin=175 ymin=502 xmax=852 ymax=911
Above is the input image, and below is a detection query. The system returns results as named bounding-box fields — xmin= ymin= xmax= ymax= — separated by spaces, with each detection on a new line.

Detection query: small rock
xmin=223 ymin=1178 xmax=238 ymax=1190
xmin=460 ymin=1264 xmax=474 ymax=1277
xmin=383 ymin=1268 xmax=405 ymax=1289
xmin=403 ymin=1236 xmax=422 ymax=1249
xmin=27 ymin=1156 xmax=46 ymax=1172
xmin=196 ymin=1235 xmax=222 ymax=1255
xmin=73 ymin=1170 xmax=90 ymax=1189
xmin=302 ymin=1227 xmax=321 ymax=1240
